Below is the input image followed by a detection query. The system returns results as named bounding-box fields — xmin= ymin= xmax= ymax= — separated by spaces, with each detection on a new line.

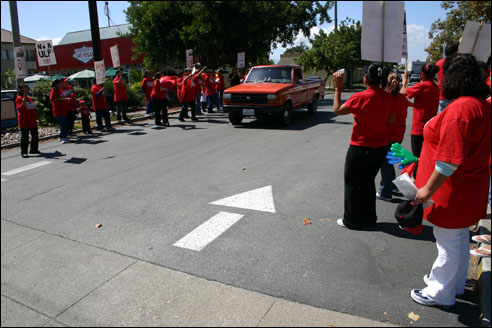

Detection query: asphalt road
xmin=1 ymin=91 xmax=479 ymax=327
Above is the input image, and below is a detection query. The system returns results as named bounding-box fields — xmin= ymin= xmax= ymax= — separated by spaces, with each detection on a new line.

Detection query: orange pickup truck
xmin=223 ymin=65 xmax=325 ymax=125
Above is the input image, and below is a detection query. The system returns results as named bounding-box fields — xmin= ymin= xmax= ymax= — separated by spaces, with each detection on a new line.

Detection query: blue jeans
xmin=217 ymin=90 xmax=224 ymax=109
xmin=437 ymin=99 xmax=452 ymax=114
xmin=145 ymin=101 xmax=154 ymax=115
xmin=95 ymin=108 xmax=112 ymax=130
xmin=207 ymin=93 xmax=219 ymax=112
xmin=195 ymin=94 xmax=202 ymax=114
xmin=56 ymin=116 xmax=68 ymax=139
xmin=115 ymin=100 xmax=127 ymax=120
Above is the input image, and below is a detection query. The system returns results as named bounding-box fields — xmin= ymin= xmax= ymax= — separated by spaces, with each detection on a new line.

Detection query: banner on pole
xmin=35 ymin=40 xmax=57 ymax=66
xmin=110 ymin=44 xmax=120 ymax=68
xmin=361 ymin=1 xmax=404 ymax=63
xmin=401 ymin=10 xmax=408 ymax=59
xmin=94 ymin=60 xmax=106 ymax=85
xmin=14 ymin=46 xmax=27 ymax=79
xmin=186 ymin=49 xmax=193 ymax=69
xmin=458 ymin=21 xmax=491 ymax=63
xmin=237 ymin=52 xmax=245 ymax=68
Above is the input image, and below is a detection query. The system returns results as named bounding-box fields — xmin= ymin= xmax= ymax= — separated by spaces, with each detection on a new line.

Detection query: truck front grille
xmin=231 ymin=94 xmax=267 ymax=104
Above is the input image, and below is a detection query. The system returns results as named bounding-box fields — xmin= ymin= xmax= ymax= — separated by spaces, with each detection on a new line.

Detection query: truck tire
xmin=279 ymin=102 xmax=292 ymax=126
xmin=307 ymin=95 xmax=318 ymax=115
xmin=229 ymin=113 xmax=243 ymax=125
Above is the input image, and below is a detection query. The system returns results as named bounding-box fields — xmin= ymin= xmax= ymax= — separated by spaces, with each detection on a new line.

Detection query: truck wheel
xmin=307 ymin=96 xmax=318 ymax=115
xmin=229 ymin=113 xmax=243 ymax=125
xmin=279 ymin=102 xmax=292 ymax=126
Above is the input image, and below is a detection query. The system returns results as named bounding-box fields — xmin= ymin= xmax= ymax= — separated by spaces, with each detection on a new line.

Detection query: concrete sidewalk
xmin=1 ymin=219 xmax=396 ymax=327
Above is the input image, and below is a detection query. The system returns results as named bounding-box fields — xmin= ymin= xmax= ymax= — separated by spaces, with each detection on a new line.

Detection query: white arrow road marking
xmin=173 ymin=212 xmax=244 ymax=251
xmin=1 ymin=161 xmax=52 ymax=176
xmin=209 ymin=185 xmax=276 ymax=213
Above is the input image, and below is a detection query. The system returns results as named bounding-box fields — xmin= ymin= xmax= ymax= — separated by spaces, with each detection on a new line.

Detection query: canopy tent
xmin=106 ymin=67 xmax=129 ymax=77
xmin=50 ymin=74 xmax=66 ymax=81
xmin=67 ymin=69 xmax=95 ymax=81
xmin=23 ymin=74 xmax=50 ymax=82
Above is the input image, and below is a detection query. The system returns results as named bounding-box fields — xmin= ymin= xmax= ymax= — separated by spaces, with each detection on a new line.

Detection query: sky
xmin=1 ymin=1 xmax=448 ymax=66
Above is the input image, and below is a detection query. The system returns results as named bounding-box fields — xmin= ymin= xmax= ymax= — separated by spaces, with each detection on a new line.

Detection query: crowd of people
xmin=332 ymin=45 xmax=491 ymax=309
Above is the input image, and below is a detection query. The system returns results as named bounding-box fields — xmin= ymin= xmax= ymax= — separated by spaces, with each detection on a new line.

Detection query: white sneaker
xmin=337 ymin=219 xmax=347 ymax=228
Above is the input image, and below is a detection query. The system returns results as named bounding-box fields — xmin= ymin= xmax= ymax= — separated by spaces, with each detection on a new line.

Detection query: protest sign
xmin=186 ymin=49 xmax=193 ymax=69
xmin=110 ymin=44 xmax=120 ymax=68
xmin=402 ymin=10 xmax=408 ymax=59
xmin=14 ymin=46 xmax=27 ymax=79
xmin=237 ymin=52 xmax=245 ymax=68
xmin=458 ymin=21 xmax=491 ymax=63
xmin=36 ymin=40 xmax=57 ymax=66
xmin=94 ymin=60 xmax=106 ymax=85
xmin=361 ymin=1 xmax=404 ymax=63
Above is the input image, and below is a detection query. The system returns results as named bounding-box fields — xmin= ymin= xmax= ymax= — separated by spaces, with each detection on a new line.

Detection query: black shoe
xmin=184 ymin=115 xmax=190 ymax=119
xmin=192 ymin=117 xmax=198 ymax=121
xmin=165 ymin=122 xmax=170 ymax=127
xmin=29 ymin=150 xmax=41 ymax=154
xmin=21 ymin=153 xmax=28 ymax=158
xmin=155 ymin=122 xmax=164 ymax=126
xmin=124 ymin=117 xmax=131 ymax=122
xmin=178 ymin=118 xmax=185 ymax=122
xmin=208 ymin=110 xmax=214 ymax=113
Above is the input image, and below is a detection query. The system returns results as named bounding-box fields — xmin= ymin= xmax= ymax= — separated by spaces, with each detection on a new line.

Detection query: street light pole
xmin=88 ymin=1 xmax=102 ymax=62
xmin=9 ymin=1 xmax=23 ymax=86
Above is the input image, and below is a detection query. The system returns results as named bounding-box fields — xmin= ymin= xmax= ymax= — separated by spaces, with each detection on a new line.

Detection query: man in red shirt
xmin=141 ymin=70 xmax=154 ymax=117
xmin=435 ymin=43 xmax=458 ymax=114
xmin=61 ymin=79 xmax=77 ymax=135
xmin=215 ymin=69 xmax=226 ymax=112
xmin=50 ymin=79 xmax=69 ymax=143
xmin=91 ymin=82 xmax=114 ymax=132
xmin=16 ymin=84 xmax=39 ymax=157
xmin=204 ymin=69 xmax=218 ymax=113
xmin=113 ymin=70 xmax=129 ymax=122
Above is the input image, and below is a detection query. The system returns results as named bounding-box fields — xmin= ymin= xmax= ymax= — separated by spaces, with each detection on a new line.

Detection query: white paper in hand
xmin=393 ymin=173 xmax=434 ymax=209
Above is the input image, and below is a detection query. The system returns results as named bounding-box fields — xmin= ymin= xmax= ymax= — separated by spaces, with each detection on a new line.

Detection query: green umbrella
xmin=24 ymin=74 xmax=50 ymax=82
xmin=67 ymin=69 xmax=95 ymax=81
xmin=106 ymin=68 xmax=128 ymax=77
xmin=50 ymin=74 xmax=66 ymax=81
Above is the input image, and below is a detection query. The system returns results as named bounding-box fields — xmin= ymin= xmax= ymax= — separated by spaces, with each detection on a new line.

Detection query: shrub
xmin=30 ymin=80 xmax=57 ymax=125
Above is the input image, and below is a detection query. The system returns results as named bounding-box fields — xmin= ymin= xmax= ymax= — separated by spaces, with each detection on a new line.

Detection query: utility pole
xmin=334 ymin=1 xmax=338 ymax=32
xmin=9 ymin=1 xmax=22 ymax=85
xmin=88 ymin=1 xmax=102 ymax=62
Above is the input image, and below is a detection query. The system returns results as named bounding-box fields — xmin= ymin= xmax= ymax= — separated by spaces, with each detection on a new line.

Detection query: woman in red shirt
xmin=333 ymin=63 xmax=395 ymax=230
xmin=401 ymin=64 xmax=440 ymax=159
xmin=141 ymin=70 xmax=154 ymax=117
xmin=113 ymin=70 xmax=129 ymax=122
xmin=16 ymin=85 xmax=39 ymax=157
xmin=215 ymin=69 xmax=225 ymax=111
xmin=151 ymin=72 xmax=170 ymax=127
xmin=410 ymin=54 xmax=491 ymax=307
xmin=49 ymin=79 xmax=69 ymax=143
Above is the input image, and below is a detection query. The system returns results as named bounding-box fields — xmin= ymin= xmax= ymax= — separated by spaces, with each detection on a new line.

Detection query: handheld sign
xmin=361 ymin=1 xmax=404 ymax=63
xmin=458 ymin=21 xmax=491 ymax=63
xmin=237 ymin=52 xmax=245 ymax=68
xmin=36 ymin=40 xmax=57 ymax=66
xmin=186 ymin=49 xmax=193 ymax=69
xmin=94 ymin=60 xmax=106 ymax=85
xmin=110 ymin=44 xmax=120 ymax=68
xmin=14 ymin=46 xmax=27 ymax=79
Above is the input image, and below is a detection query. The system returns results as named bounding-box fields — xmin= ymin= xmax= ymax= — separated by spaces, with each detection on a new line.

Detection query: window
xmin=1 ymin=49 xmax=9 ymax=60
xmin=9 ymin=49 xmax=14 ymax=59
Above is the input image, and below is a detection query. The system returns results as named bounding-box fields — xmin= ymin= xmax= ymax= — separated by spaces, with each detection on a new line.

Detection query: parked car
xmin=223 ymin=65 xmax=325 ymax=126
xmin=1 ymin=89 xmax=19 ymax=129
xmin=409 ymin=74 xmax=420 ymax=83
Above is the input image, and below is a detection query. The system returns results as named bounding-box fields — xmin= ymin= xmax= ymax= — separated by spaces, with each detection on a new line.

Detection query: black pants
xmin=81 ymin=117 xmax=92 ymax=133
xmin=152 ymin=98 xmax=169 ymax=124
xmin=179 ymin=102 xmax=196 ymax=119
xmin=411 ymin=134 xmax=424 ymax=178
xmin=67 ymin=111 xmax=76 ymax=134
xmin=115 ymin=100 xmax=128 ymax=120
xmin=20 ymin=127 xmax=39 ymax=154
xmin=343 ymin=145 xmax=387 ymax=229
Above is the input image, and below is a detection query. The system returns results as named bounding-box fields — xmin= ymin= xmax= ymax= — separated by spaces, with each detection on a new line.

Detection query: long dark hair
xmin=421 ymin=63 xmax=439 ymax=80
xmin=17 ymin=84 xmax=28 ymax=97
xmin=363 ymin=63 xmax=389 ymax=88
xmin=443 ymin=54 xmax=490 ymax=100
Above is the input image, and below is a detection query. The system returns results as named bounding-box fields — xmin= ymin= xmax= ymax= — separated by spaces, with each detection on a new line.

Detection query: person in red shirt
xmin=78 ymin=100 xmax=92 ymax=134
xmin=435 ymin=43 xmax=458 ymax=114
xmin=150 ymin=72 xmax=170 ymax=127
xmin=377 ymin=72 xmax=413 ymax=201
xmin=192 ymin=64 xmax=206 ymax=116
xmin=333 ymin=63 xmax=395 ymax=230
xmin=141 ymin=70 xmax=154 ymax=117
xmin=113 ymin=70 xmax=129 ymax=122
xmin=401 ymin=63 xmax=440 ymax=159
xmin=61 ymin=79 xmax=77 ymax=136
xmin=204 ymin=69 xmax=218 ymax=113
xmin=16 ymin=84 xmax=39 ymax=157
xmin=410 ymin=54 xmax=491 ymax=308
xmin=91 ymin=82 xmax=114 ymax=132
xmin=50 ymin=79 xmax=69 ymax=143
xmin=178 ymin=70 xmax=198 ymax=122
xmin=215 ymin=69 xmax=226 ymax=112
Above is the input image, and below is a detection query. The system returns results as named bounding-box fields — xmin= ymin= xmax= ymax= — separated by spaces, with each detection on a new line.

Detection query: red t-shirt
xmin=78 ymin=106 xmax=91 ymax=118
xmin=215 ymin=74 xmax=225 ymax=91
xmin=344 ymin=87 xmax=395 ymax=148
xmin=113 ymin=77 xmax=128 ymax=102
xmin=62 ymin=86 xmax=77 ymax=112
xmin=406 ymin=80 xmax=439 ymax=136
xmin=151 ymin=78 xmax=168 ymax=100
xmin=16 ymin=95 xmax=37 ymax=128
xmin=204 ymin=75 xmax=217 ymax=96
xmin=416 ymin=96 xmax=491 ymax=228
xmin=141 ymin=77 xmax=154 ymax=102
xmin=181 ymin=78 xmax=195 ymax=103
xmin=50 ymin=87 xmax=67 ymax=117
xmin=435 ymin=58 xmax=446 ymax=100
xmin=193 ymin=74 xmax=203 ymax=95
xmin=91 ymin=84 xmax=108 ymax=111
xmin=388 ymin=93 xmax=410 ymax=142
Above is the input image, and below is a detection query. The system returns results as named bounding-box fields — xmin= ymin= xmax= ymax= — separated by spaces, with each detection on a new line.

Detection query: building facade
xmin=1 ymin=28 xmax=37 ymax=75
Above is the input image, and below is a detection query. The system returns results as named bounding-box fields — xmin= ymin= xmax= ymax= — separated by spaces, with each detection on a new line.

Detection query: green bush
xmin=128 ymin=83 xmax=145 ymax=108
xmin=30 ymin=80 xmax=57 ymax=125
xmin=74 ymin=86 xmax=92 ymax=105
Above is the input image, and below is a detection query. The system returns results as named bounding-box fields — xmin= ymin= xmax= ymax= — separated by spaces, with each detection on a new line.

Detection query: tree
xmin=296 ymin=19 xmax=363 ymax=86
xmin=125 ymin=1 xmax=333 ymax=69
xmin=284 ymin=42 xmax=309 ymax=55
xmin=425 ymin=1 xmax=491 ymax=62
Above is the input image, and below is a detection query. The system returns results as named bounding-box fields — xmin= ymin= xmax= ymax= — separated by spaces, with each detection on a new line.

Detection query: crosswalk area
xmin=1 ymin=161 xmax=52 ymax=181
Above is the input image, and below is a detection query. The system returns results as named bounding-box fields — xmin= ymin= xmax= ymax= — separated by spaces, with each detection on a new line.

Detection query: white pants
xmin=422 ymin=224 xmax=469 ymax=306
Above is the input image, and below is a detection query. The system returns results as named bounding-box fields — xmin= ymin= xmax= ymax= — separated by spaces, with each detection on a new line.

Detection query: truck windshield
xmin=245 ymin=67 xmax=292 ymax=84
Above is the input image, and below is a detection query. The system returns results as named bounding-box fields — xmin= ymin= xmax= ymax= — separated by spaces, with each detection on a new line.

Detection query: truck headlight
xmin=267 ymin=94 xmax=277 ymax=100
xmin=223 ymin=93 xmax=231 ymax=100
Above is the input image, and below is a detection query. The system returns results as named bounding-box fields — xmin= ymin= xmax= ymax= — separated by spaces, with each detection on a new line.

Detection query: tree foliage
xmin=425 ymin=1 xmax=491 ymax=62
xmin=296 ymin=19 xmax=363 ymax=82
xmin=125 ymin=1 xmax=333 ymax=70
